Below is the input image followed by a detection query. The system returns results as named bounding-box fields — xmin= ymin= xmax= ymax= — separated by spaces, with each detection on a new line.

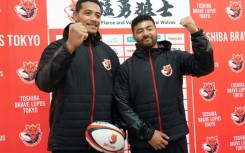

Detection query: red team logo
xmin=231 ymin=106 xmax=245 ymax=125
xmin=17 ymin=61 xmax=38 ymax=84
xmin=199 ymin=82 xmax=216 ymax=101
xmin=19 ymin=124 xmax=42 ymax=146
xmin=226 ymin=1 xmax=242 ymax=20
xmin=161 ymin=64 xmax=172 ymax=76
xmin=228 ymin=54 xmax=244 ymax=73
xmin=102 ymin=59 xmax=112 ymax=70
xmin=64 ymin=0 xmax=78 ymax=22
xmin=202 ymin=136 xmax=219 ymax=153
xmin=14 ymin=0 xmax=38 ymax=21
xmin=109 ymin=133 xmax=118 ymax=144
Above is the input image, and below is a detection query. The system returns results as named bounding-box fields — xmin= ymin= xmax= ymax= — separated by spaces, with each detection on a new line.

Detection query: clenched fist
xmin=65 ymin=23 xmax=88 ymax=54
xmin=180 ymin=16 xmax=199 ymax=34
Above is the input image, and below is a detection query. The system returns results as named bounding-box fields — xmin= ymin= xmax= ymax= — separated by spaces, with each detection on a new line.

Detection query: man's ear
xmin=73 ymin=11 xmax=78 ymax=22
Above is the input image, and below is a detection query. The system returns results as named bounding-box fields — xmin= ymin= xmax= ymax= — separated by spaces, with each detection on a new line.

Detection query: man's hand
xmin=66 ymin=23 xmax=88 ymax=54
xmin=180 ymin=16 xmax=199 ymax=34
xmin=148 ymin=130 xmax=169 ymax=150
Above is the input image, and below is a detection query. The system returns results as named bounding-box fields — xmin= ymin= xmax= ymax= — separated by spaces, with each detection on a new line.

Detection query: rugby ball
xmin=85 ymin=121 xmax=125 ymax=153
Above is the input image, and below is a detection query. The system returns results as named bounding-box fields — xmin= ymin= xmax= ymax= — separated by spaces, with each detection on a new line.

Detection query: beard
xmin=137 ymin=35 xmax=157 ymax=49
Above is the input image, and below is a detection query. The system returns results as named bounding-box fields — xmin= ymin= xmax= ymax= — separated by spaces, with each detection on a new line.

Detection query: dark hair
xmin=131 ymin=14 xmax=156 ymax=31
xmin=75 ymin=0 xmax=102 ymax=13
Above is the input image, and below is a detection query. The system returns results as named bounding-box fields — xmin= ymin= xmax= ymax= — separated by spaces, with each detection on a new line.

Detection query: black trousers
xmin=130 ymin=137 xmax=188 ymax=153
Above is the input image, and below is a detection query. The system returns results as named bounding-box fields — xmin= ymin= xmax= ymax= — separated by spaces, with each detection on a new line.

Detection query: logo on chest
xmin=161 ymin=64 xmax=172 ymax=76
xmin=102 ymin=59 xmax=111 ymax=70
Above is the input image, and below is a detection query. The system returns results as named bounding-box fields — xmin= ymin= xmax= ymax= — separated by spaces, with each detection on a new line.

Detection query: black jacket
xmin=35 ymin=23 xmax=120 ymax=151
xmin=114 ymin=29 xmax=214 ymax=149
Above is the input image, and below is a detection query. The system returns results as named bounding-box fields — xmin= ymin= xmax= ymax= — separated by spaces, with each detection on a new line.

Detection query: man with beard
xmin=113 ymin=14 xmax=214 ymax=153
xmin=35 ymin=0 xmax=121 ymax=153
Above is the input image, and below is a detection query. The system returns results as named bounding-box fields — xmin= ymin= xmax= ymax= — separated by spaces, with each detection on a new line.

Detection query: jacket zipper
xmin=148 ymin=50 xmax=163 ymax=132
xmin=89 ymin=40 xmax=96 ymax=124
xmin=88 ymin=40 xmax=96 ymax=151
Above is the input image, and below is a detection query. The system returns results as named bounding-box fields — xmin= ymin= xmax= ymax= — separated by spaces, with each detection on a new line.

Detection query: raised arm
xmin=179 ymin=16 xmax=214 ymax=76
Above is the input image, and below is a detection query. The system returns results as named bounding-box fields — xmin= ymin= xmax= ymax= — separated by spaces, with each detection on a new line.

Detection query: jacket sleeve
xmin=180 ymin=29 xmax=214 ymax=77
xmin=113 ymin=63 xmax=155 ymax=141
xmin=35 ymin=40 xmax=74 ymax=92
xmin=106 ymin=46 xmax=125 ymax=129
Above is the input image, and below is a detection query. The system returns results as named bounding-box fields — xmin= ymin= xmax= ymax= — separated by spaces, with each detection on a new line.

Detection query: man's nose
xmin=143 ymin=30 xmax=150 ymax=36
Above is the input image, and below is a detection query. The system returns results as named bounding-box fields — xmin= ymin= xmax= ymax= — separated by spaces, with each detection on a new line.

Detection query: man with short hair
xmin=114 ymin=14 xmax=214 ymax=153
xmin=35 ymin=0 xmax=120 ymax=152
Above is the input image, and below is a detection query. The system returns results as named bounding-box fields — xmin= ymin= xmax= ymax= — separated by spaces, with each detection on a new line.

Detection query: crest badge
xmin=102 ymin=59 xmax=111 ymax=70
xmin=161 ymin=64 xmax=172 ymax=76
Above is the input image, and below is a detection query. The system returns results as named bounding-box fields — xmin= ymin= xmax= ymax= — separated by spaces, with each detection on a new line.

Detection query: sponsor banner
xmin=102 ymin=34 xmax=124 ymax=45
xmin=47 ymin=0 xmax=190 ymax=29
xmin=190 ymin=0 xmax=244 ymax=152
xmin=0 ymin=0 xmax=244 ymax=153
xmin=110 ymin=46 xmax=124 ymax=57
xmin=165 ymin=33 xmax=185 ymax=44
xmin=124 ymin=46 xmax=136 ymax=57
xmin=124 ymin=34 xmax=136 ymax=45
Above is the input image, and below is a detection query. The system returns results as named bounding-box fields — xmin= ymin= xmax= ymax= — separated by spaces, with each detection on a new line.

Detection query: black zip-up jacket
xmin=114 ymin=29 xmax=214 ymax=149
xmin=35 ymin=23 xmax=120 ymax=151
